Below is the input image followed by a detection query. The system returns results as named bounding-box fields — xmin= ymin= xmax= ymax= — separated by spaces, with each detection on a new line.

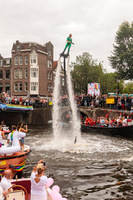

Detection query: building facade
xmin=11 ymin=40 xmax=54 ymax=97
xmin=0 ymin=55 xmax=11 ymax=95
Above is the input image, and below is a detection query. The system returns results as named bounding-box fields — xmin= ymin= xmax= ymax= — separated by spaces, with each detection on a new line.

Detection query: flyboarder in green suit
xmin=60 ymin=34 xmax=74 ymax=56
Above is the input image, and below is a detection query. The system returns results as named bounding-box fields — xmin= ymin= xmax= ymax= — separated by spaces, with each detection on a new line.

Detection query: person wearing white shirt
xmin=7 ymin=126 xmax=26 ymax=148
xmin=122 ymin=116 xmax=127 ymax=126
xmin=31 ymin=160 xmax=47 ymax=200
xmin=0 ymin=169 xmax=12 ymax=192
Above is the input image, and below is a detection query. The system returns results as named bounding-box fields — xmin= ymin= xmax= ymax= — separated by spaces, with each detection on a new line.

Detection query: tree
xmin=100 ymin=73 xmax=123 ymax=94
xmin=109 ymin=21 xmax=133 ymax=80
xmin=71 ymin=52 xmax=104 ymax=94
xmin=123 ymin=82 xmax=133 ymax=94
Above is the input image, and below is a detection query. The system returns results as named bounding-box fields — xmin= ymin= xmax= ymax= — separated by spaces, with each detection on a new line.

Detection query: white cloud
xmin=0 ymin=0 xmax=133 ymax=72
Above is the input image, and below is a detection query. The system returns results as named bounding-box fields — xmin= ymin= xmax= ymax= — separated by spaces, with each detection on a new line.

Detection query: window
xmin=24 ymin=68 xmax=28 ymax=78
xmin=5 ymin=70 xmax=10 ymax=79
xmin=62 ymin=77 xmax=65 ymax=86
xmin=17 ymin=45 xmax=21 ymax=51
xmin=25 ymin=56 xmax=28 ymax=65
xmin=0 ymin=60 xmax=3 ymax=67
xmin=19 ymin=83 xmax=22 ymax=92
xmin=31 ymin=55 xmax=36 ymax=64
xmin=47 ymin=71 xmax=52 ymax=80
xmin=19 ymin=69 xmax=23 ymax=79
xmin=14 ymin=83 xmax=18 ymax=92
xmin=6 ymin=59 xmax=10 ymax=65
xmin=47 ymin=60 xmax=52 ymax=68
xmin=31 ymin=68 xmax=38 ymax=78
xmin=14 ymin=69 xmax=19 ymax=79
xmin=0 ymin=70 xmax=3 ymax=79
xmin=19 ymin=56 xmax=23 ymax=65
xmin=24 ymin=82 xmax=28 ymax=91
xmin=47 ymin=83 xmax=53 ymax=92
xmin=14 ymin=56 xmax=19 ymax=65
xmin=0 ymin=83 xmax=3 ymax=93
xmin=31 ymin=82 xmax=38 ymax=91
xmin=48 ymin=50 xmax=52 ymax=57
xmin=5 ymin=83 xmax=10 ymax=93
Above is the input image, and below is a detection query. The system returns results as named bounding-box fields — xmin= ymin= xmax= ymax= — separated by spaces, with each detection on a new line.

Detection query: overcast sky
xmin=0 ymin=0 xmax=132 ymax=72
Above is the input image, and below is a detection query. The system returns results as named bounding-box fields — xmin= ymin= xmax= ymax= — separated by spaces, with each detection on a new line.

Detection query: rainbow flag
xmin=6 ymin=104 xmax=33 ymax=111
xmin=95 ymin=83 xmax=100 ymax=90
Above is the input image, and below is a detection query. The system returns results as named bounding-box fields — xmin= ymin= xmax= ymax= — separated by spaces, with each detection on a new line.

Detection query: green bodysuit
xmin=63 ymin=37 xmax=74 ymax=54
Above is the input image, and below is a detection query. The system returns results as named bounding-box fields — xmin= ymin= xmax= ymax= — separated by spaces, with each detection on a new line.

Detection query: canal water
xmin=23 ymin=125 xmax=133 ymax=200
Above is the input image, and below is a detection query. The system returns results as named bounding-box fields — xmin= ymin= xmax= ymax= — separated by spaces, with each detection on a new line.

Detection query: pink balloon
xmin=46 ymin=178 xmax=54 ymax=188
xmin=52 ymin=185 xmax=60 ymax=193
xmin=51 ymin=190 xmax=62 ymax=200
xmin=62 ymin=198 xmax=67 ymax=200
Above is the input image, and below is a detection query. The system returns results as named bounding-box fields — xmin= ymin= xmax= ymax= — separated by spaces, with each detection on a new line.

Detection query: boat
xmin=4 ymin=177 xmax=67 ymax=200
xmin=0 ymin=144 xmax=31 ymax=179
xmin=81 ymin=123 xmax=133 ymax=139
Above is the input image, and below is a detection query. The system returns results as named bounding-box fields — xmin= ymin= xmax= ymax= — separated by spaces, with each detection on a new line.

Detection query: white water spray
xmin=52 ymin=56 xmax=81 ymax=141
xmin=67 ymin=57 xmax=81 ymax=140
xmin=52 ymin=58 xmax=62 ymax=137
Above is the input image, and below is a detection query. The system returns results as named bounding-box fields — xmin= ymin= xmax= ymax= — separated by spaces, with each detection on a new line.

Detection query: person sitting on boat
xmin=0 ymin=169 xmax=12 ymax=194
xmin=108 ymin=118 xmax=113 ymax=127
xmin=96 ymin=117 xmax=100 ymax=126
xmin=105 ymin=118 xmax=109 ymax=127
xmin=17 ymin=121 xmax=28 ymax=150
xmin=122 ymin=116 xmax=127 ymax=126
xmin=117 ymin=117 xmax=122 ymax=127
xmin=0 ymin=126 xmax=5 ymax=147
xmin=7 ymin=126 xmax=26 ymax=149
xmin=31 ymin=160 xmax=47 ymax=200
xmin=85 ymin=117 xmax=89 ymax=125
xmin=113 ymin=118 xmax=117 ymax=127
xmin=100 ymin=116 xmax=105 ymax=127
xmin=92 ymin=118 xmax=96 ymax=126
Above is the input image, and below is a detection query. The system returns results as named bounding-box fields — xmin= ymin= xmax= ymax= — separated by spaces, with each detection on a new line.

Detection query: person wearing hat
xmin=31 ymin=160 xmax=47 ymax=200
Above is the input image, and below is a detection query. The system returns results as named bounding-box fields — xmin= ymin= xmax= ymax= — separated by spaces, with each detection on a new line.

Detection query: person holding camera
xmin=31 ymin=160 xmax=47 ymax=200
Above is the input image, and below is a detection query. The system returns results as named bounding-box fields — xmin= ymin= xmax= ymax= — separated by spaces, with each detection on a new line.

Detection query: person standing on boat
xmin=31 ymin=160 xmax=47 ymax=200
xmin=17 ymin=121 xmax=28 ymax=150
xmin=7 ymin=126 xmax=26 ymax=149
xmin=0 ymin=126 xmax=5 ymax=147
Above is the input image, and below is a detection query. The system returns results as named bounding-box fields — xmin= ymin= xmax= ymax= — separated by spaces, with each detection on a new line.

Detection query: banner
xmin=88 ymin=83 xmax=100 ymax=96
xmin=106 ymin=97 xmax=115 ymax=104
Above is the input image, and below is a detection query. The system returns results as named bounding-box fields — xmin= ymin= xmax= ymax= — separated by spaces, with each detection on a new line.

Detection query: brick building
xmin=11 ymin=40 xmax=54 ymax=97
xmin=0 ymin=55 xmax=11 ymax=95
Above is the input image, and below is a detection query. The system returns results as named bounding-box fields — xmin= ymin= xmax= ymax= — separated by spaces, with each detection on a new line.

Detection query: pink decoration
xmin=51 ymin=190 xmax=62 ymax=200
xmin=52 ymin=185 xmax=60 ymax=193
xmin=46 ymin=178 xmax=54 ymax=188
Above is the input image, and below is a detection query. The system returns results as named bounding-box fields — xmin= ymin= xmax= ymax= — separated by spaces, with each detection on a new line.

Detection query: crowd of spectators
xmin=0 ymin=93 xmax=133 ymax=111
xmin=75 ymin=94 xmax=133 ymax=111
xmin=0 ymin=94 xmax=52 ymax=108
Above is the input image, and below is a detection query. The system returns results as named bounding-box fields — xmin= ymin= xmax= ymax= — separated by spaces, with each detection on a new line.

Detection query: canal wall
xmin=0 ymin=107 xmax=132 ymax=125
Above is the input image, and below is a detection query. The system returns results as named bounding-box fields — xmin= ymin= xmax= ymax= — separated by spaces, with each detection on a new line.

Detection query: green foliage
xmin=123 ymin=82 xmax=133 ymax=94
xmin=71 ymin=52 xmax=124 ymax=94
xmin=109 ymin=21 xmax=133 ymax=80
xmin=100 ymin=73 xmax=123 ymax=94
xmin=71 ymin=52 xmax=103 ymax=94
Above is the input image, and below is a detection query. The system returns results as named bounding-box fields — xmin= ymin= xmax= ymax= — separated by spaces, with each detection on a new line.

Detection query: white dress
xmin=31 ymin=172 xmax=47 ymax=200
